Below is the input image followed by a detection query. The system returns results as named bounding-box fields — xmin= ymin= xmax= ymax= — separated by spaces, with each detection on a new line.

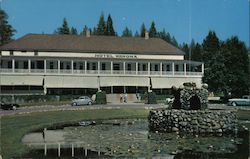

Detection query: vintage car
xmin=71 ymin=96 xmax=93 ymax=106
xmin=228 ymin=95 xmax=250 ymax=106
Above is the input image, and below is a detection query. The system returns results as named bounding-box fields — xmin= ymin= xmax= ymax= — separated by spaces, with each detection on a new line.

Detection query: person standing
xmin=120 ymin=93 xmax=123 ymax=103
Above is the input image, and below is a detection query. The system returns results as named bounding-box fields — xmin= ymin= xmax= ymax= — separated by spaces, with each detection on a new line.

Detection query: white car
xmin=71 ymin=96 xmax=93 ymax=106
xmin=228 ymin=95 xmax=250 ymax=106
xmin=166 ymin=97 xmax=174 ymax=104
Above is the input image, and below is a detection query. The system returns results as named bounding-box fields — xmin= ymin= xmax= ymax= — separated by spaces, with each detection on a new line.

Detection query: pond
xmin=22 ymin=119 xmax=249 ymax=159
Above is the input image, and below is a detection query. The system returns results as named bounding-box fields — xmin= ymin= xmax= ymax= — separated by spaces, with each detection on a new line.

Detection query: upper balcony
xmin=0 ymin=59 xmax=204 ymax=77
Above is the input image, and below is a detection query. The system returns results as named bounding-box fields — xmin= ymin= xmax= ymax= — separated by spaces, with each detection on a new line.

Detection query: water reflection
xmin=22 ymin=119 xmax=249 ymax=159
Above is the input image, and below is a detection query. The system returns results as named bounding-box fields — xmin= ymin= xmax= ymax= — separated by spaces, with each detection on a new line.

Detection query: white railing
xmin=46 ymin=69 xmax=59 ymax=73
xmin=60 ymin=69 xmax=72 ymax=74
xmin=125 ymin=70 xmax=136 ymax=75
xmin=0 ymin=68 xmax=13 ymax=73
xmin=150 ymin=71 xmax=161 ymax=75
xmin=86 ymin=70 xmax=98 ymax=74
xmin=14 ymin=69 xmax=29 ymax=73
xmin=100 ymin=70 xmax=111 ymax=74
xmin=174 ymin=71 xmax=185 ymax=75
xmin=0 ymin=68 xmax=203 ymax=76
xmin=73 ymin=70 xmax=85 ymax=74
xmin=30 ymin=69 xmax=44 ymax=73
xmin=137 ymin=71 xmax=148 ymax=75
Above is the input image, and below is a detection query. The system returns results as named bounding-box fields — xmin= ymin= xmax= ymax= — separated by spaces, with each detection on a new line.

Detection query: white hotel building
xmin=0 ymin=33 xmax=204 ymax=95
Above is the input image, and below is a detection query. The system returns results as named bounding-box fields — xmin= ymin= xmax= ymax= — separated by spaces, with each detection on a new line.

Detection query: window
xmin=50 ymin=62 xmax=54 ymax=69
xmin=92 ymin=63 xmax=96 ymax=70
xmin=175 ymin=65 xmax=179 ymax=71
xmin=73 ymin=62 xmax=77 ymax=69
xmin=34 ymin=51 xmax=38 ymax=56
xmin=66 ymin=63 xmax=70 ymax=70
xmin=113 ymin=63 xmax=120 ymax=70
xmin=8 ymin=61 xmax=12 ymax=68
xmin=15 ymin=61 xmax=18 ymax=69
xmin=10 ymin=51 xmax=13 ymax=56
xmin=154 ymin=64 xmax=158 ymax=71
xmin=143 ymin=64 xmax=147 ymax=71
xmin=127 ymin=64 xmax=131 ymax=71
xmin=24 ymin=61 xmax=28 ymax=69
xmin=166 ymin=64 xmax=170 ymax=71
xmin=79 ymin=63 xmax=83 ymax=70
xmin=102 ymin=63 xmax=106 ymax=70
xmin=87 ymin=63 xmax=90 ymax=70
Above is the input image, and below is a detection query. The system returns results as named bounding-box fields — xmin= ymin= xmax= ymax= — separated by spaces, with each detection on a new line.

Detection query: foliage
xmin=140 ymin=23 xmax=147 ymax=37
xmin=0 ymin=9 xmax=16 ymax=45
xmin=97 ymin=13 xmax=106 ymax=35
xmin=70 ymin=27 xmax=78 ymax=35
xmin=145 ymin=92 xmax=157 ymax=104
xmin=56 ymin=18 xmax=70 ymax=34
xmin=122 ymin=27 xmax=133 ymax=37
xmin=95 ymin=91 xmax=107 ymax=104
xmin=106 ymin=14 xmax=116 ymax=36
xmin=149 ymin=21 xmax=157 ymax=38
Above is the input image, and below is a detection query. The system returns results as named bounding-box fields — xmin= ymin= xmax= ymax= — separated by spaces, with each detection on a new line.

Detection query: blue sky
xmin=2 ymin=0 xmax=249 ymax=46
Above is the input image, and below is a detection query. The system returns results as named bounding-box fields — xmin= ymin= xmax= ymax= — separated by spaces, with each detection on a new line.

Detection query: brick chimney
xmin=145 ymin=31 xmax=149 ymax=40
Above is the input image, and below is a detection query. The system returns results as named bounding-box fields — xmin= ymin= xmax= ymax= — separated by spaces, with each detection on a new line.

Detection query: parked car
xmin=71 ymin=96 xmax=93 ymax=106
xmin=166 ymin=97 xmax=174 ymax=104
xmin=228 ymin=95 xmax=250 ymax=106
xmin=0 ymin=102 xmax=20 ymax=110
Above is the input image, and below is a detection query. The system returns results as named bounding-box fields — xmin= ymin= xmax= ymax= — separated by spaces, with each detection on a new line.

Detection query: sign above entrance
xmin=95 ymin=54 xmax=138 ymax=59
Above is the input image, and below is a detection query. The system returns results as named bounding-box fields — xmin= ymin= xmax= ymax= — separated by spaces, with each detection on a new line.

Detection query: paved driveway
xmin=1 ymin=103 xmax=249 ymax=117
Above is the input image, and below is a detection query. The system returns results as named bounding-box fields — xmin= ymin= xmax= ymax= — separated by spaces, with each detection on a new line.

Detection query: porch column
xmin=160 ymin=62 xmax=162 ymax=76
xmin=184 ymin=63 xmax=187 ymax=76
xmin=123 ymin=62 xmax=126 ymax=74
xmin=136 ymin=62 xmax=138 ymax=75
xmin=12 ymin=59 xmax=15 ymax=73
xmin=71 ymin=60 xmax=74 ymax=74
xmin=148 ymin=62 xmax=150 ymax=75
xmin=58 ymin=60 xmax=60 ymax=73
xmin=98 ymin=61 xmax=100 ymax=74
xmin=85 ymin=60 xmax=87 ymax=74
xmin=172 ymin=62 xmax=175 ymax=76
xmin=28 ymin=59 xmax=31 ymax=73
xmin=111 ymin=61 xmax=113 ymax=74
xmin=202 ymin=63 xmax=204 ymax=74
xmin=44 ymin=60 xmax=46 ymax=73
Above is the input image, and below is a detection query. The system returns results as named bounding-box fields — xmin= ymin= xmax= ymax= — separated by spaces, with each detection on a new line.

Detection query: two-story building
xmin=0 ymin=32 xmax=204 ymax=95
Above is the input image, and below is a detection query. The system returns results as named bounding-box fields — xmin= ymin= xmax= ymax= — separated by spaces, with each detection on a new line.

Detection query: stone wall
xmin=148 ymin=109 xmax=238 ymax=134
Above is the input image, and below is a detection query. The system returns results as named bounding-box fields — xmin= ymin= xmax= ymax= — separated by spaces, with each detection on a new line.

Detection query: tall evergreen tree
xmin=134 ymin=31 xmax=140 ymax=37
xmin=149 ymin=21 xmax=157 ymax=38
xmin=140 ymin=23 xmax=146 ymax=37
xmin=157 ymin=29 xmax=171 ymax=43
xmin=202 ymin=31 xmax=220 ymax=63
xmin=97 ymin=13 xmax=106 ymax=35
xmin=106 ymin=14 xmax=115 ymax=36
xmin=192 ymin=43 xmax=202 ymax=61
xmin=70 ymin=27 xmax=78 ymax=35
xmin=122 ymin=27 xmax=132 ymax=37
xmin=0 ymin=9 xmax=16 ymax=45
xmin=171 ymin=36 xmax=178 ymax=47
xmin=222 ymin=36 xmax=250 ymax=96
xmin=56 ymin=18 xmax=70 ymax=35
xmin=80 ymin=25 xmax=89 ymax=35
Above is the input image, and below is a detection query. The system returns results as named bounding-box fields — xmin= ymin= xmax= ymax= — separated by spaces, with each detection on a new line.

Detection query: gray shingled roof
xmin=0 ymin=34 xmax=185 ymax=55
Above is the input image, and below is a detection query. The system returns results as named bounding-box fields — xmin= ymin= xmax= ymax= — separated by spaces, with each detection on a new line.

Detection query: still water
xmin=22 ymin=119 xmax=249 ymax=159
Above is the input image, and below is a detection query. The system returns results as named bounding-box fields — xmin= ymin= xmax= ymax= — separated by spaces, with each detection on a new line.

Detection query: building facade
xmin=0 ymin=33 xmax=204 ymax=95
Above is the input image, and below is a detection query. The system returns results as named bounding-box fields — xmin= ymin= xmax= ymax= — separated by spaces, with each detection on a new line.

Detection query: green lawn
xmin=0 ymin=109 xmax=149 ymax=159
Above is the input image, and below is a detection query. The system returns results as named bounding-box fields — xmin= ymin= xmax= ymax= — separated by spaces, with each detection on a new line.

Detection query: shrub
xmin=95 ymin=91 xmax=107 ymax=104
xmin=146 ymin=91 xmax=157 ymax=104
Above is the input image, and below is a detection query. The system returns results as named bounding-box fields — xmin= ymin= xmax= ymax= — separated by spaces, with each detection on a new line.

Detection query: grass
xmin=0 ymin=109 xmax=149 ymax=159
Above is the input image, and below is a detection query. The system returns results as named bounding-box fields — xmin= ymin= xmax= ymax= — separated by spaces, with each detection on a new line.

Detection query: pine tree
xmin=56 ymin=18 xmax=70 ymax=35
xmin=106 ymin=14 xmax=115 ymax=36
xmin=134 ymin=31 xmax=140 ymax=37
xmin=122 ymin=27 xmax=132 ymax=37
xmin=0 ymin=9 xmax=16 ymax=45
xmin=97 ymin=13 xmax=106 ymax=35
xmin=202 ymin=31 xmax=220 ymax=63
xmin=70 ymin=27 xmax=78 ymax=35
xmin=149 ymin=21 xmax=157 ymax=38
xmin=140 ymin=23 xmax=146 ymax=37
xmin=80 ymin=25 xmax=89 ymax=35
xmin=171 ymin=36 xmax=178 ymax=47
